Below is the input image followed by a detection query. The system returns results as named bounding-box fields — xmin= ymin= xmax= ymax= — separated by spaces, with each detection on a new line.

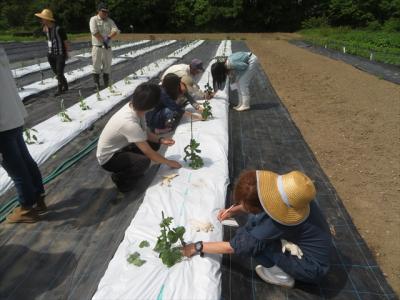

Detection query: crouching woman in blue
xmin=146 ymin=73 xmax=202 ymax=133
xmin=182 ymin=170 xmax=332 ymax=288
xmin=211 ymin=52 xmax=258 ymax=111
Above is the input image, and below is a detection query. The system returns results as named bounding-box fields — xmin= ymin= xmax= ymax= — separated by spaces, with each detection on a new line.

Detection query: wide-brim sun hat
xmin=256 ymin=170 xmax=316 ymax=226
xmin=34 ymin=9 xmax=55 ymax=22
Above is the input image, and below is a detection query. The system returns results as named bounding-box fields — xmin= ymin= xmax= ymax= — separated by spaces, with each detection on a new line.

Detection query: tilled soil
xmin=246 ymin=35 xmax=400 ymax=294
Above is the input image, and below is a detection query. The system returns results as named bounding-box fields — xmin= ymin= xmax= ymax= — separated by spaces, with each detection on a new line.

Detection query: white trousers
xmin=92 ymin=46 xmax=112 ymax=74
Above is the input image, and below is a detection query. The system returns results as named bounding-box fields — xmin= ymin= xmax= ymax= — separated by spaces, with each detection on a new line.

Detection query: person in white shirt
xmin=97 ymin=82 xmax=181 ymax=192
xmin=89 ymin=2 xmax=119 ymax=89
xmin=0 ymin=47 xmax=46 ymax=223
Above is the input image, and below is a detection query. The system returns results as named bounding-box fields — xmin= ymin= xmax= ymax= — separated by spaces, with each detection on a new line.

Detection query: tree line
xmin=0 ymin=0 xmax=399 ymax=34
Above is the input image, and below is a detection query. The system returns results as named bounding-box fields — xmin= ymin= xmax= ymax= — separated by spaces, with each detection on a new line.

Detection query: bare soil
xmin=75 ymin=33 xmax=400 ymax=293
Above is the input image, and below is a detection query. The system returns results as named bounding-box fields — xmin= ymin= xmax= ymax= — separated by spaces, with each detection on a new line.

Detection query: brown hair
xmin=233 ymin=170 xmax=263 ymax=213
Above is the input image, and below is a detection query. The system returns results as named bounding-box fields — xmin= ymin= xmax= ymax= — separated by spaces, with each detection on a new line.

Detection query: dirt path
xmin=246 ymin=36 xmax=400 ymax=293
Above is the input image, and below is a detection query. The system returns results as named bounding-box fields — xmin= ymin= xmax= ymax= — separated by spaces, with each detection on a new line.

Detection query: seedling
xmin=127 ymin=252 xmax=146 ymax=266
xmin=58 ymin=99 xmax=72 ymax=122
xmin=78 ymin=90 xmax=90 ymax=110
xmin=139 ymin=240 xmax=150 ymax=248
xmin=153 ymin=211 xmax=186 ymax=268
xmin=124 ymin=76 xmax=131 ymax=84
xmin=39 ymin=70 xmax=45 ymax=85
xmin=201 ymin=100 xmax=213 ymax=120
xmin=23 ymin=128 xmax=39 ymax=144
xmin=183 ymin=117 xmax=204 ymax=169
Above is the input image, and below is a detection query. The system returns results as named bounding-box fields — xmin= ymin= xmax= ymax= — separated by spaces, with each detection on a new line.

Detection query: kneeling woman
xmin=96 ymin=83 xmax=182 ymax=193
xmin=146 ymin=73 xmax=202 ymax=133
xmin=183 ymin=170 xmax=332 ymax=288
xmin=211 ymin=52 xmax=258 ymax=111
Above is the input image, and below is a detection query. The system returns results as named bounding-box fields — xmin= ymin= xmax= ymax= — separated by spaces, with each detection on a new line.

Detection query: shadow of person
xmin=0 ymin=244 xmax=76 ymax=300
xmin=248 ymin=103 xmax=279 ymax=111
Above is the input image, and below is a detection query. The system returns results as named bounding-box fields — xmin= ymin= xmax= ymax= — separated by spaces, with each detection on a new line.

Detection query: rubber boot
xmin=6 ymin=206 xmax=40 ymax=223
xmin=234 ymin=95 xmax=250 ymax=111
xmin=54 ymin=83 xmax=63 ymax=96
xmin=233 ymin=93 xmax=243 ymax=109
xmin=61 ymin=76 xmax=68 ymax=92
xmin=93 ymin=73 xmax=100 ymax=91
xmin=103 ymin=73 xmax=110 ymax=88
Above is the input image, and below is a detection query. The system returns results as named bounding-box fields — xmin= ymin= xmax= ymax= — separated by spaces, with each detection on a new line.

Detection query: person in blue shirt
xmin=211 ymin=52 xmax=258 ymax=111
xmin=182 ymin=169 xmax=332 ymax=288
xmin=146 ymin=73 xmax=202 ymax=133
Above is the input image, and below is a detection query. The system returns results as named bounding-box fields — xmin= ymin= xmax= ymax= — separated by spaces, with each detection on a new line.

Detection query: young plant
xmin=58 ymin=99 xmax=72 ymax=122
xmin=139 ymin=240 xmax=150 ymax=248
xmin=183 ymin=117 xmax=204 ymax=169
xmin=23 ymin=128 xmax=39 ymax=145
xmin=153 ymin=211 xmax=186 ymax=268
xmin=201 ymin=100 xmax=213 ymax=120
xmin=39 ymin=70 xmax=45 ymax=85
xmin=78 ymin=90 xmax=90 ymax=110
xmin=124 ymin=76 xmax=131 ymax=84
xmin=127 ymin=252 xmax=146 ymax=267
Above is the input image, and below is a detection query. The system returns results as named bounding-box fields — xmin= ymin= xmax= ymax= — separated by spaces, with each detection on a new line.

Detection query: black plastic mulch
xmin=221 ymin=41 xmax=397 ymax=300
xmin=290 ymin=40 xmax=400 ymax=85
xmin=0 ymin=41 xmax=221 ymax=300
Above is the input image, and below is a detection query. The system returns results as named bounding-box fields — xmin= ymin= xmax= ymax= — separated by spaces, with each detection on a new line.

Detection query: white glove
xmin=281 ymin=239 xmax=303 ymax=259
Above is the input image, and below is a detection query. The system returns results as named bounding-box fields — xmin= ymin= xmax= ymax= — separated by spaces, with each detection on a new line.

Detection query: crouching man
xmin=96 ymin=83 xmax=181 ymax=192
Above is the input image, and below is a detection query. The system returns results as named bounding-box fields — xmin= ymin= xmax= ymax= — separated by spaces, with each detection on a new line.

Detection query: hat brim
xmin=34 ymin=13 xmax=55 ymax=21
xmin=256 ymin=170 xmax=310 ymax=226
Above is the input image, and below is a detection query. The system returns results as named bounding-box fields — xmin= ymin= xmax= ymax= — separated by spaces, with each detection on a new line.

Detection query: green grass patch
xmin=299 ymin=27 xmax=400 ymax=66
xmin=0 ymin=31 xmax=89 ymax=42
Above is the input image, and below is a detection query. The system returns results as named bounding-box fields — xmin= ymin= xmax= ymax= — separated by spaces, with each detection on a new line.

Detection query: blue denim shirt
xmin=226 ymin=52 xmax=252 ymax=78
xmin=230 ymin=202 xmax=332 ymax=266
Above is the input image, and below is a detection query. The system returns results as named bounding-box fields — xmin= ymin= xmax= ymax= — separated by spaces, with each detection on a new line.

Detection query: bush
xmin=301 ymin=16 xmax=329 ymax=29
xmin=383 ymin=18 xmax=400 ymax=33
xmin=365 ymin=20 xmax=382 ymax=31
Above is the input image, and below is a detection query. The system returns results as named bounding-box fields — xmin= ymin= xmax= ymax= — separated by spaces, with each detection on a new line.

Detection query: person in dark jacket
xmin=35 ymin=9 xmax=69 ymax=96
xmin=146 ymin=73 xmax=202 ymax=134
xmin=182 ymin=169 xmax=332 ymax=288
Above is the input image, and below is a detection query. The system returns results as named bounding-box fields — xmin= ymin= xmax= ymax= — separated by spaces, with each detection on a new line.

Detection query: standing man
xmin=89 ymin=2 xmax=120 ymax=90
xmin=0 ymin=47 xmax=46 ymax=223
xmin=34 ymin=8 xmax=69 ymax=96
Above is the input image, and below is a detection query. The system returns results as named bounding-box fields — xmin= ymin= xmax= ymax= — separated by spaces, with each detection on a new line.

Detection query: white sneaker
xmin=255 ymin=265 xmax=295 ymax=288
xmin=234 ymin=105 xmax=250 ymax=111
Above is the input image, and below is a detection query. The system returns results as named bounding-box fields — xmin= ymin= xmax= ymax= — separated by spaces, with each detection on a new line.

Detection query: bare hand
xmin=205 ymin=92 xmax=214 ymax=100
xmin=182 ymin=244 xmax=196 ymax=257
xmin=167 ymin=160 xmax=182 ymax=169
xmin=160 ymin=137 xmax=175 ymax=146
xmin=217 ymin=208 xmax=232 ymax=221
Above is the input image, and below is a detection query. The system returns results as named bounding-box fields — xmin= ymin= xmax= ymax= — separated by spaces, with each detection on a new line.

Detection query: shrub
xmin=383 ymin=18 xmax=400 ymax=33
xmin=301 ymin=16 xmax=329 ymax=29
xmin=365 ymin=20 xmax=382 ymax=31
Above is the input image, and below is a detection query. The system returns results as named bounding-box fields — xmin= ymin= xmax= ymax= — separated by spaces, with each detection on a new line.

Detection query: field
xmin=0 ymin=33 xmax=398 ymax=297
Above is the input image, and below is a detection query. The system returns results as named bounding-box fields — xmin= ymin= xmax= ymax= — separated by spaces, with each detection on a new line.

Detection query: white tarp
xmin=92 ymin=40 xmax=232 ymax=300
xmin=0 ymin=40 xmax=204 ymax=196
xmin=18 ymin=40 xmax=177 ymax=100
xmin=11 ymin=40 xmax=150 ymax=78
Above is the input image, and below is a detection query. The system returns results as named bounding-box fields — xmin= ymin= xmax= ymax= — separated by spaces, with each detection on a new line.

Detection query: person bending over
xmin=211 ymin=52 xmax=258 ymax=111
xmin=96 ymin=83 xmax=181 ymax=193
xmin=146 ymin=73 xmax=202 ymax=134
xmin=183 ymin=169 xmax=332 ymax=288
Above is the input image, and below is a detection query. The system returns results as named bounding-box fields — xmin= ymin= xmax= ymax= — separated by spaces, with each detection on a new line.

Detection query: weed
xmin=58 ymin=99 xmax=72 ymax=122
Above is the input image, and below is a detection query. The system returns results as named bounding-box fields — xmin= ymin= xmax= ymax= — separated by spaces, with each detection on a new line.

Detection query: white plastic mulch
xmin=18 ymin=40 xmax=177 ymax=100
xmin=92 ymin=40 xmax=232 ymax=300
xmin=0 ymin=40 xmax=204 ymax=196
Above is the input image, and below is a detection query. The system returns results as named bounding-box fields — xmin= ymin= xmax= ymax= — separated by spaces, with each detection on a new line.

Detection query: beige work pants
xmin=92 ymin=46 xmax=112 ymax=74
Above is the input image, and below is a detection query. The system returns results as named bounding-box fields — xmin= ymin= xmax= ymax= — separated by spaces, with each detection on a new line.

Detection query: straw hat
xmin=34 ymin=9 xmax=55 ymax=22
xmin=256 ymin=170 xmax=316 ymax=226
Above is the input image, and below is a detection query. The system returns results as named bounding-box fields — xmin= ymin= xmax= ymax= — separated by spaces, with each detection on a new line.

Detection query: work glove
xmin=281 ymin=239 xmax=303 ymax=259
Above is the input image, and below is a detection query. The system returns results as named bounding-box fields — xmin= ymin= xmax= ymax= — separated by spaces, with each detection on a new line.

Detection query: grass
xmin=299 ymin=27 xmax=400 ymax=65
xmin=0 ymin=32 xmax=90 ymax=42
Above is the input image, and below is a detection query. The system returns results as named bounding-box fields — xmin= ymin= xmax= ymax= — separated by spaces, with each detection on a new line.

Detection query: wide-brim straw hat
xmin=34 ymin=9 xmax=55 ymax=22
xmin=256 ymin=170 xmax=316 ymax=226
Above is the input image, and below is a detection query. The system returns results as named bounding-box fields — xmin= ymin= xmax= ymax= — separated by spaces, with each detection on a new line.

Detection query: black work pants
xmin=47 ymin=54 xmax=67 ymax=87
xmin=101 ymin=142 xmax=160 ymax=185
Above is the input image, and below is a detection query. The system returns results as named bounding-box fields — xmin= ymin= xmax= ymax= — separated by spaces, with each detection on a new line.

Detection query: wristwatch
xmin=194 ymin=241 xmax=204 ymax=257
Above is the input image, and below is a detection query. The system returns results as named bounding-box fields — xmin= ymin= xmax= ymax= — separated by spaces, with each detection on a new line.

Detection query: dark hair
xmin=211 ymin=61 xmax=227 ymax=91
xmin=233 ymin=170 xmax=263 ymax=213
xmin=162 ymin=73 xmax=181 ymax=100
xmin=130 ymin=82 xmax=161 ymax=111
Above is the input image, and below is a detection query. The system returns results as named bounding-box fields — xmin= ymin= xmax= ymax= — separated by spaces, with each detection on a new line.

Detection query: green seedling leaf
xmin=127 ymin=252 xmax=146 ymax=267
xmin=139 ymin=240 xmax=150 ymax=248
